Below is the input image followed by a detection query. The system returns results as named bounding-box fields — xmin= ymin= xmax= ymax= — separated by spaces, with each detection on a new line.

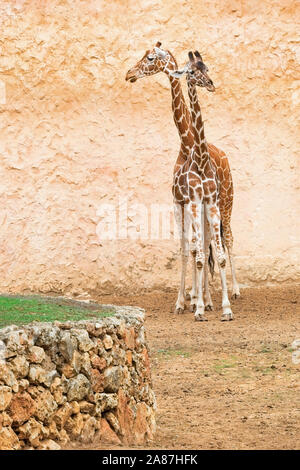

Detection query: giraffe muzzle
xmin=206 ymin=82 xmax=215 ymax=92
xmin=125 ymin=70 xmax=138 ymax=83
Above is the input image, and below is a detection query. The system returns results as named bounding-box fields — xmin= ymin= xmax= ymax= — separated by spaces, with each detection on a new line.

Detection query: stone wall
xmin=0 ymin=1 xmax=299 ymax=295
xmin=0 ymin=305 xmax=156 ymax=450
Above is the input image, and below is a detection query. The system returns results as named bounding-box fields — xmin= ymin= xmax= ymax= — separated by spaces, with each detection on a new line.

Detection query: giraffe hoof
xmin=194 ymin=313 xmax=208 ymax=322
xmin=175 ymin=307 xmax=185 ymax=315
xmin=231 ymin=293 xmax=240 ymax=300
xmin=205 ymin=304 xmax=213 ymax=311
xmin=185 ymin=292 xmax=191 ymax=301
xmin=189 ymin=304 xmax=196 ymax=312
xmin=221 ymin=312 xmax=234 ymax=321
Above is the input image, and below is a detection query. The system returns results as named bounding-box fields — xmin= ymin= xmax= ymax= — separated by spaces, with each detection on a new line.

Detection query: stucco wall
xmin=0 ymin=0 xmax=299 ymax=296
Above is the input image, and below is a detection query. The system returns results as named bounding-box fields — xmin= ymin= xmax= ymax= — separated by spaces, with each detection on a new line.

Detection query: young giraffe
xmin=170 ymin=51 xmax=233 ymax=320
xmin=126 ymin=42 xmax=239 ymax=315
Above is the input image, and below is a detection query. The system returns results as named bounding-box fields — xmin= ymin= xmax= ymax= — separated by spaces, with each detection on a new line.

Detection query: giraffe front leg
xmin=174 ymin=203 xmax=190 ymax=314
xmin=206 ymin=203 xmax=233 ymax=321
xmin=190 ymin=202 xmax=207 ymax=321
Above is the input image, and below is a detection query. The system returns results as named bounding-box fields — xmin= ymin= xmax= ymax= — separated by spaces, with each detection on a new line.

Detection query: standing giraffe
xmin=169 ymin=50 xmax=233 ymax=321
xmin=126 ymin=42 xmax=239 ymax=315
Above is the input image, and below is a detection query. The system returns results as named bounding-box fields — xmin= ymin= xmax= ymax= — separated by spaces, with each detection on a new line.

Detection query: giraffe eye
xmin=147 ymin=56 xmax=154 ymax=61
xmin=190 ymin=70 xmax=195 ymax=75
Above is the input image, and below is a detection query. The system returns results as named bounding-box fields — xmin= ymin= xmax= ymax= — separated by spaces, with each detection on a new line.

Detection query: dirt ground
xmin=70 ymin=285 xmax=300 ymax=450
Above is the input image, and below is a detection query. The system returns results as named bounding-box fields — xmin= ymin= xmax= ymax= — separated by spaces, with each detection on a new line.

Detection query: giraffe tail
xmin=208 ymin=243 xmax=215 ymax=279
xmin=220 ymin=221 xmax=226 ymax=251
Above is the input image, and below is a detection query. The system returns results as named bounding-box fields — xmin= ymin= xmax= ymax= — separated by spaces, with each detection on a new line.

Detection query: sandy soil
xmin=68 ymin=285 xmax=300 ymax=450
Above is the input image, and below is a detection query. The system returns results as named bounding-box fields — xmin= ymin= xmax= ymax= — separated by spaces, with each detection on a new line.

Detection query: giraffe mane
xmin=165 ymin=50 xmax=178 ymax=68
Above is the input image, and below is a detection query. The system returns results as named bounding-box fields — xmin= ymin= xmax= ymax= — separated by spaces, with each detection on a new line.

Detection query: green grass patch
xmin=214 ymin=358 xmax=237 ymax=374
xmin=157 ymin=348 xmax=192 ymax=359
xmin=0 ymin=295 xmax=114 ymax=328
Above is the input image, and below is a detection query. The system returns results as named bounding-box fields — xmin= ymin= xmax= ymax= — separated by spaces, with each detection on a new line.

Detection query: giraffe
xmin=169 ymin=50 xmax=233 ymax=321
xmin=125 ymin=42 xmax=239 ymax=315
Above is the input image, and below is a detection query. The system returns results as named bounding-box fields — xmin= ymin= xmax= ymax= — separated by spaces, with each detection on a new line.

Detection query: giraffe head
xmin=170 ymin=51 xmax=215 ymax=92
xmin=125 ymin=42 xmax=175 ymax=82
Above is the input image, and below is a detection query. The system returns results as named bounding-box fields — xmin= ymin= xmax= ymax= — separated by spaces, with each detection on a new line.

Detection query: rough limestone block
xmin=0 ymin=305 xmax=155 ymax=449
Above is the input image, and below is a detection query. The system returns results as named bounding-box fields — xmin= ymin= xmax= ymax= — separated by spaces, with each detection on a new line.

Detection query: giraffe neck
xmin=187 ymin=81 xmax=210 ymax=169
xmin=163 ymin=53 xmax=193 ymax=152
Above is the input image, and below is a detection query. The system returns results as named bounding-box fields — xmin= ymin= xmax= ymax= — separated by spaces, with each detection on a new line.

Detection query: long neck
xmin=187 ymin=81 xmax=210 ymax=168
xmin=164 ymin=54 xmax=194 ymax=152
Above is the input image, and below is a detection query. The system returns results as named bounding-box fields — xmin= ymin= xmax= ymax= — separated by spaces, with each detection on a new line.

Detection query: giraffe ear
xmin=194 ymin=50 xmax=203 ymax=61
xmin=188 ymin=51 xmax=194 ymax=62
xmin=154 ymin=47 xmax=167 ymax=59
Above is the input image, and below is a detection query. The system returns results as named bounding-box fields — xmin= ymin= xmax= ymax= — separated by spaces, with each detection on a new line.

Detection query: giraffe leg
xmin=189 ymin=230 xmax=198 ymax=312
xmin=223 ymin=226 xmax=240 ymax=299
xmin=174 ymin=203 xmax=190 ymax=314
xmin=190 ymin=202 xmax=207 ymax=321
xmin=206 ymin=203 xmax=233 ymax=320
xmin=204 ymin=216 xmax=213 ymax=311
xmin=227 ymin=246 xmax=240 ymax=299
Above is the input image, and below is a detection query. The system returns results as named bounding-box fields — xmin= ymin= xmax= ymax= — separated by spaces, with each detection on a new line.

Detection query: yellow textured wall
xmin=0 ymin=0 xmax=299 ymax=296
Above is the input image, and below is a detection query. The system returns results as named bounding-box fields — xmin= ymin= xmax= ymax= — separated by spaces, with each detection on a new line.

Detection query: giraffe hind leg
xmin=228 ymin=246 xmax=240 ymax=299
xmin=206 ymin=202 xmax=233 ymax=320
xmin=192 ymin=202 xmax=208 ymax=321
xmin=189 ymin=251 xmax=197 ymax=312
xmin=204 ymin=216 xmax=213 ymax=311
xmin=189 ymin=230 xmax=198 ymax=312
xmin=223 ymin=227 xmax=240 ymax=299
xmin=185 ymin=291 xmax=191 ymax=301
